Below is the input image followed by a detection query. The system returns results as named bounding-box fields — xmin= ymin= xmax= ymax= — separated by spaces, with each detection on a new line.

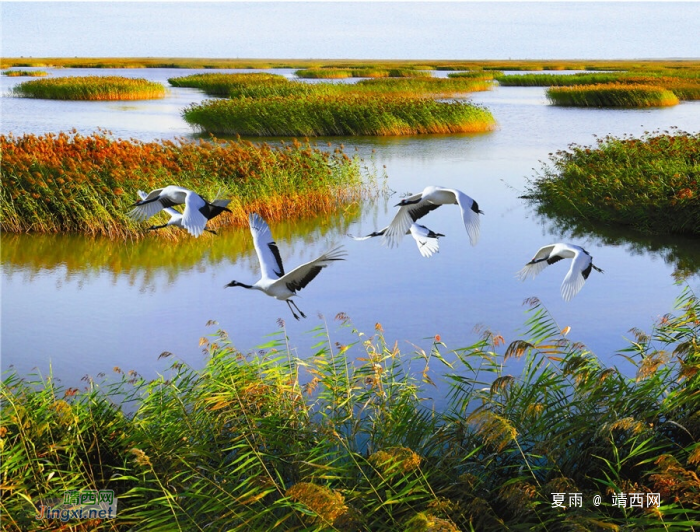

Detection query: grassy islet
xmin=497 ymin=70 xmax=700 ymax=106
xmin=546 ymin=83 xmax=680 ymax=107
xmin=11 ymin=76 xmax=167 ymax=100
xmin=3 ymin=70 xmax=48 ymax=77
xmin=524 ymin=130 xmax=700 ymax=235
xmin=171 ymin=73 xmax=496 ymax=136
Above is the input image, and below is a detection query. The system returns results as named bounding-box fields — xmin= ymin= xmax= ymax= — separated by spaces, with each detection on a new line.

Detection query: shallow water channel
xmin=2 ymin=68 xmax=699 ymax=408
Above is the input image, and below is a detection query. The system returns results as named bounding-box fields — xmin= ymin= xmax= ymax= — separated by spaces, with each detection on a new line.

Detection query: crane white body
xmin=129 ymin=185 xmax=231 ymax=237
xmin=349 ymin=222 xmax=444 ymax=258
xmin=136 ymin=190 xmax=230 ymax=235
xmin=382 ymin=186 xmax=482 ymax=249
xmin=517 ymin=243 xmax=603 ymax=301
xmin=226 ymin=213 xmax=346 ymax=319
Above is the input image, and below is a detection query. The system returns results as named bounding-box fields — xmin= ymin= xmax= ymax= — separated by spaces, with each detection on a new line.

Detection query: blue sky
xmin=2 ymin=2 xmax=699 ymax=60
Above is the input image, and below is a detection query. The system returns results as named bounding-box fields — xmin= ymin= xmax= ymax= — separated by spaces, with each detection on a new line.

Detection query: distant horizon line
xmin=4 ymin=56 xmax=699 ymax=62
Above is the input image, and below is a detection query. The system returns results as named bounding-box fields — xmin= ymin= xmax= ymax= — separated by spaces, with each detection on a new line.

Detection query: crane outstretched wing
xmin=181 ymin=190 xmax=208 ymax=237
xmin=280 ymin=246 xmax=347 ymax=293
xmin=129 ymin=188 xmax=167 ymax=221
xmin=249 ymin=213 xmax=285 ymax=279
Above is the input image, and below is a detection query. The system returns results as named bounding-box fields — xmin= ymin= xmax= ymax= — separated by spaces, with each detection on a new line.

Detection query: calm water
xmin=2 ymin=69 xmax=699 ymax=406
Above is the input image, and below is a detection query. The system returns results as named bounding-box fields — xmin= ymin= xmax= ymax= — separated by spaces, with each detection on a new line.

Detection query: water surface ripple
xmin=2 ymin=69 xmax=699 ymax=406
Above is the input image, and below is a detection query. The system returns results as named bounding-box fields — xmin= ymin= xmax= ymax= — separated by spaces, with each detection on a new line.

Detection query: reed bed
xmin=169 ymin=72 xmax=490 ymax=99
xmin=524 ymin=130 xmax=700 ymax=235
xmin=11 ymin=76 xmax=167 ymax=100
xmin=2 ymin=70 xmax=48 ymax=77
xmin=350 ymin=68 xmax=393 ymax=78
xmin=3 ymin=57 xmax=699 ymax=72
xmin=498 ymin=70 xmax=700 ymax=87
xmin=0 ymin=131 xmax=369 ymax=239
xmin=447 ymin=70 xmax=502 ymax=80
xmin=383 ymin=68 xmax=430 ymax=78
xmin=173 ymin=73 xmax=496 ymax=136
xmin=546 ymin=83 xmax=679 ymax=107
xmin=182 ymin=94 xmax=496 ymax=137
xmin=497 ymin=71 xmax=700 ymax=101
xmin=2 ymin=284 xmax=698 ymax=531
xmin=354 ymin=76 xmax=493 ymax=95
xmin=168 ymin=72 xmax=289 ymax=96
xmin=295 ymin=68 xmax=355 ymax=79
xmin=295 ymin=68 xmax=427 ymax=79
xmin=622 ymin=75 xmax=700 ymax=100
xmin=351 ymin=68 xmax=394 ymax=78
xmin=495 ymin=72 xmax=629 ymax=86
xmin=170 ymin=73 xmax=319 ymax=99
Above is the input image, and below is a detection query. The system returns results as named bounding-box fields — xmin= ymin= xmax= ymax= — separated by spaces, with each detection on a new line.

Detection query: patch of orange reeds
xmin=0 ymin=132 xmax=368 ymax=239
xmin=12 ymin=76 xmax=166 ymax=100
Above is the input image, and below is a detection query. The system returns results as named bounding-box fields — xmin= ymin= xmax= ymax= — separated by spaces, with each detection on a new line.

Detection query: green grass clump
xmin=168 ymin=72 xmax=290 ymax=96
xmin=546 ymin=83 xmax=679 ymax=107
xmin=448 ymin=70 xmax=502 ymax=80
xmin=2 ymin=70 xmax=48 ymax=77
xmin=524 ymin=130 xmax=700 ymax=235
xmin=623 ymin=75 xmax=700 ymax=100
xmin=295 ymin=68 xmax=355 ymax=79
xmin=2 ymin=284 xmax=699 ymax=531
xmin=496 ymin=72 xmax=627 ymax=86
xmin=0 ymin=131 xmax=370 ymax=238
xmin=169 ymin=72 xmax=318 ymax=99
xmin=295 ymin=68 xmax=429 ymax=79
xmin=11 ymin=76 xmax=166 ymax=100
xmin=171 ymin=73 xmax=492 ymax=99
xmin=172 ymin=73 xmax=495 ymax=136
xmin=349 ymin=68 xmax=390 ymax=78
xmin=497 ymin=71 xmax=700 ymax=101
xmin=385 ymin=68 xmax=428 ymax=77
xmin=182 ymin=93 xmax=496 ymax=136
xmin=355 ymin=76 xmax=493 ymax=95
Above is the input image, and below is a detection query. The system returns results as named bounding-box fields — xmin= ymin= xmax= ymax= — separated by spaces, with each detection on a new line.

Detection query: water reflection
xmin=529 ymin=206 xmax=700 ymax=277
xmin=3 ymin=67 xmax=700 ymax=392
xmin=0 ymin=210 xmax=359 ymax=289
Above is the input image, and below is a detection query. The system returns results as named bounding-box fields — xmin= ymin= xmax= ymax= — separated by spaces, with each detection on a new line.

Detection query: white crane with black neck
xmin=129 ymin=185 xmax=232 ymax=237
xmin=225 ymin=213 xmax=346 ymax=320
xmin=348 ymin=222 xmax=445 ymax=258
xmin=382 ymin=186 xmax=483 ymax=249
xmin=517 ymin=243 xmax=604 ymax=301
xmin=135 ymin=190 xmax=230 ymax=235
